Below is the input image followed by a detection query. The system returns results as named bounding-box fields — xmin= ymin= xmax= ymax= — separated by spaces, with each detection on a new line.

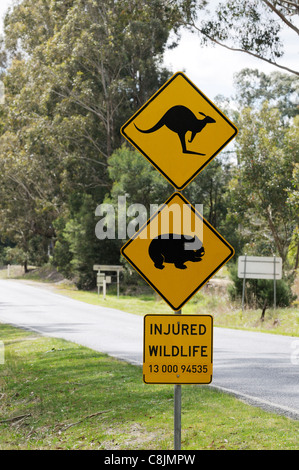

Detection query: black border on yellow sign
xmin=120 ymin=72 xmax=238 ymax=190
xmin=143 ymin=314 xmax=213 ymax=384
xmin=120 ymin=192 xmax=235 ymax=311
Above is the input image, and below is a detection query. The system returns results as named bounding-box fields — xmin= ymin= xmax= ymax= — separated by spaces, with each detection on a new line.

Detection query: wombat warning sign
xmin=120 ymin=193 xmax=234 ymax=311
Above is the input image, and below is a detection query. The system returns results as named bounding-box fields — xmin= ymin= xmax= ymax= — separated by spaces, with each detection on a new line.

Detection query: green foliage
xmin=54 ymin=195 xmax=120 ymax=289
xmin=229 ymin=102 xmax=299 ymax=269
xmin=184 ymin=0 xmax=299 ymax=75
xmin=3 ymin=246 xmax=29 ymax=268
xmin=0 ymin=0 xmax=298 ymax=294
xmin=206 ymin=0 xmax=283 ymax=58
xmin=233 ymin=68 xmax=299 ymax=118
xmin=185 ymin=155 xmax=233 ymax=232
xmin=0 ymin=0 xmax=184 ymax=284
xmin=107 ymin=144 xmax=170 ymax=208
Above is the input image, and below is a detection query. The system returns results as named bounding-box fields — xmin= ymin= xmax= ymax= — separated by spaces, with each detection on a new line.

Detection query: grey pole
xmin=274 ymin=255 xmax=276 ymax=310
xmin=174 ymin=308 xmax=182 ymax=450
xmin=242 ymin=254 xmax=247 ymax=312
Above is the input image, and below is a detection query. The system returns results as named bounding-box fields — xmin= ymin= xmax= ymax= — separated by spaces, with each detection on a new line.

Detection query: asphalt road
xmin=0 ymin=279 xmax=298 ymax=420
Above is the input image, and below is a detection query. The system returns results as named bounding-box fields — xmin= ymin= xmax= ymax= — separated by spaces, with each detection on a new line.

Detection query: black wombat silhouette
xmin=148 ymin=234 xmax=205 ymax=270
xmin=134 ymin=105 xmax=216 ymax=155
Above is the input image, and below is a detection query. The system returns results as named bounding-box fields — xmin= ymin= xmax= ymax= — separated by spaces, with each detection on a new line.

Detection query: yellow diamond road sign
xmin=143 ymin=314 xmax=213 ymax=384
xmin=121 ymin=72 xmax=238 ymax=190
xmin=121 ymin=193 xmax=234 ymax=311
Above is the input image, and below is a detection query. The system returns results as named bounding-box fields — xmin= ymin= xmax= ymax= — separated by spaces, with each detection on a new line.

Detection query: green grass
xmin=0 ymin=324 xmax=299 ymax=450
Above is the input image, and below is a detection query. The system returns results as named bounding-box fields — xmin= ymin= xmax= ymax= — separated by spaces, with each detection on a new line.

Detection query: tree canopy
xmin=0 ymin=0 xmax=298 ymax=295
xmin=182 ymin=0 xmax=299 ymax=75
xmin=0 ymin=0 xmax=181 ymax=280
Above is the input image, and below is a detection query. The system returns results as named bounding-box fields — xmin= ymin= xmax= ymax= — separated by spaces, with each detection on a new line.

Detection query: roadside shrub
xmin=228 ymin=262 xmax=296 ymax=309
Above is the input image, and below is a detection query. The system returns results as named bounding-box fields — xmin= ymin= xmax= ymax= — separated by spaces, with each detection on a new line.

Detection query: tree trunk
xmin=294 ymin=240 xmax=299 ymax=271
xmin=24 ymin=259 xmax=29 ymax=274
xmin=260 ymin=299 xmax=268 ymax=321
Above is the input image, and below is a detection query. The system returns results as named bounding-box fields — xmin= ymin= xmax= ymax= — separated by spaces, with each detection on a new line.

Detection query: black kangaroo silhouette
xmin=134 ymin=105 xmax=216 ymax=155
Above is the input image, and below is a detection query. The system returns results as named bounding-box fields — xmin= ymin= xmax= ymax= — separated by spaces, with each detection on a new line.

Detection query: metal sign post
xmin=93 ymin=265 xmax=123 ymax=299
xmin=241 ymin=254 xmax=247 ymax=312
xmin=174 ymin=309 xmax=182 ymax=451
xmin=174 ymin=384 xmax=181 ymax=450
xmin=143 ymin=313 xmax=213 ymax=450
xmin=274 ymin=255 xmax=277 ymax=311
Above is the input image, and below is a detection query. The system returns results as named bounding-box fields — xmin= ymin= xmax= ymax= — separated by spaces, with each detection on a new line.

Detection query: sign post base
xmin=174 ymin=309 xmax=182 ymax=450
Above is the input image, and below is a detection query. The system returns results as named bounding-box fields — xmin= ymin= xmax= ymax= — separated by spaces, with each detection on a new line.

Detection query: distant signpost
xmin=93 ymin=265 xmax=123 ymax=299
xmin=238 ymin=255 xmax=282 ymax=310
xmin=238 ymin=255 xmax=282 ymax=280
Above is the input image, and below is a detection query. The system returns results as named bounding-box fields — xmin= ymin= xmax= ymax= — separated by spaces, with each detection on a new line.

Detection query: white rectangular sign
xmin=238 ymin=256 xmax=282 ymax=280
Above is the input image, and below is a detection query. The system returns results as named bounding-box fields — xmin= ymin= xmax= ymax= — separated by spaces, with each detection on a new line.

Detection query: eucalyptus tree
xmin=182 ymin=0 xmax=299 ymax=76
xmin=230 ymin=104 xmax=299 ymax=270
xmin=0 ymin=0 xmax=190 ymax=280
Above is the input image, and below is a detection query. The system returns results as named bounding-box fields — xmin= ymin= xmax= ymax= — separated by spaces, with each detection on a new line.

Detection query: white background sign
xmin=238 ymin=256 xmax=282 ymax=280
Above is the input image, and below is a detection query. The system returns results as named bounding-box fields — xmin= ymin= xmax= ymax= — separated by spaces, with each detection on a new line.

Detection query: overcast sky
xmin=164 ymin=27 xmax=298 ymax=99
xmin=0 ymin=0 xmax=298 ymax=100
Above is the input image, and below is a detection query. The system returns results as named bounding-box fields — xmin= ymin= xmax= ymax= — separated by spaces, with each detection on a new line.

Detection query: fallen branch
xmin=0 ymin=413 xmax=31 ymax=424
xmin=55 ymin=410 xmax=111 ymax=432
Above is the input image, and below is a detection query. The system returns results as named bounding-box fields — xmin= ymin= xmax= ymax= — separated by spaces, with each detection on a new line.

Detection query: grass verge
xmin=0 ymin=324 xmax=298 ymax=450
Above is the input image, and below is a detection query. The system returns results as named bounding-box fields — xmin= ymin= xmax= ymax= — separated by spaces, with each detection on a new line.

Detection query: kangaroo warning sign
xmin=143 ymin=314 xmax=213 ymax=384
xmin=121 ymin=72 xmax=238 ymax=190
xmin=121 ymin=192 xmax=234 ymax=311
